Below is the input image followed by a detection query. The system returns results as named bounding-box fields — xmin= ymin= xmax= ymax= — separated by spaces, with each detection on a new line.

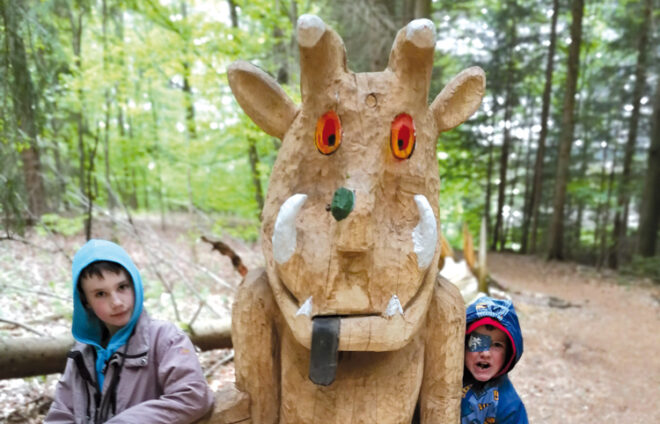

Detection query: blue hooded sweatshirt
xmin=71 ymin=239 xmax=144 ymax=392
xmin=461 ymin=296 xmax=528 ymax=424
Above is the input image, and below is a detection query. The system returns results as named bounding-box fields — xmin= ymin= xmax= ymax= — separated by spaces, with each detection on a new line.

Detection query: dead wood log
xmin=0 ymin=335 xmax=74 ymax=379
xmin=0 ymin=320 xmax=232 ymax=380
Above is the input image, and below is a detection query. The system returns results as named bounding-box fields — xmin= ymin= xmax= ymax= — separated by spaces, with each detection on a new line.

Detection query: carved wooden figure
xmin=226 ymin=15 xmax=485 ymax=424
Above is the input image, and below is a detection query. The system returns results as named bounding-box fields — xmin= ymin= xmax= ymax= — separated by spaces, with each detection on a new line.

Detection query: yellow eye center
xmin=390 ymin=113 xmax=416 ymax=160
xmin=315 ymin=111 xmax=342 ymax=155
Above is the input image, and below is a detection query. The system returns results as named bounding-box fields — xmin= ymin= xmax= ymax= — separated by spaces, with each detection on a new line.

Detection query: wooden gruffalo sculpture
xmin=224 ymin=14 xmax=485 ymax=424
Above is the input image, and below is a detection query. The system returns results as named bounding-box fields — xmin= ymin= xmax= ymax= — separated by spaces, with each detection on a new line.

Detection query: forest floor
xmin=489 ymin=253 xmax=660 ymax=423
xmin=0 ymin=215 xmax=658 ymax=423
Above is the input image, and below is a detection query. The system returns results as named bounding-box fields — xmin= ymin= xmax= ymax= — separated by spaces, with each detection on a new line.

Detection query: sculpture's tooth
xmin=384 ymin=294 xmax=404 ymax=317
xmin=296 ymin=296 xmax=313 ymax=317
xmin=272 ymin=194 xmax=308 ymax=264
xmin=412 ymin=194 xmax=438 ymax=269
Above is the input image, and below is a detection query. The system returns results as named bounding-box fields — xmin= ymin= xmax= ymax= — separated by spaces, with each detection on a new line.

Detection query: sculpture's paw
xmin=199 ymin=384 xmax=251 ymax=424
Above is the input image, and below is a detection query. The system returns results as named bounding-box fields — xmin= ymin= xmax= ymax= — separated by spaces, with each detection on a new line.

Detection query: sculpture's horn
xmin=297 ymin=14 xmax=348 ymax=106
xmin=387 ymin=19 xmax=436 ymax=104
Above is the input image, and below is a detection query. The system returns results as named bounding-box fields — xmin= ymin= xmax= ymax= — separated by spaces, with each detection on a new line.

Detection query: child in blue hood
xmin=461 ymin=296 xmax=528 ymax=424
xmin=46 ymin=239 xmax=214 ymax=423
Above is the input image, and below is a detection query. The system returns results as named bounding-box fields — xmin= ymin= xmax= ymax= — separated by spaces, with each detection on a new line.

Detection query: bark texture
xmin=0 ymin=320 xmax=231 ymax=379
xmin=547 ymin=0 xmax=584 ymax=260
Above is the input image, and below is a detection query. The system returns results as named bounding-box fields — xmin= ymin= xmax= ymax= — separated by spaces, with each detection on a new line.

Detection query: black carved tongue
xmin=309 ymin=316 xmax=340 ymax=386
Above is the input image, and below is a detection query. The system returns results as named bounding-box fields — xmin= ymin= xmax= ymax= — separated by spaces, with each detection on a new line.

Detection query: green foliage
xmin=437 ymin=122 xmax=490 ymax=247
xmin=0 ymin=171 xmax=26 ymax=236
xmin=143 ymin=277 xmax=165 ymax=302
xmin=620 ymin=255 xmax=660 ymax=283
xmin=0 ymin=0 xmax=657 ymax=271
xmin=49 ymin=280 xmax=73 ymax=319
xmin=212 ymin=215 xmax=261 ymax=243
xmin=36 ymin=214 xmax=84 ymax=237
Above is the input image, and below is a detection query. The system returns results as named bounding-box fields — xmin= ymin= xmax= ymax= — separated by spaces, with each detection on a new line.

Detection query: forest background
xmin=1 ymin=0 xmax=659 ymax=421
xmin=2 ymin=0 xmax=659 ymax=273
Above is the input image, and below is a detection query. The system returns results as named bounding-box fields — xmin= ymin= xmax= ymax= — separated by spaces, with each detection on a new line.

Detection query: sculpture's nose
xmin=331 ymin=187 xmax=374 ymax=253
xmin=330 ymin=187 xmax=354 ymax=221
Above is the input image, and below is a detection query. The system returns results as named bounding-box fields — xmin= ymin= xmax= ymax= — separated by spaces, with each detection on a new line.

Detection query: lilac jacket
xmin=45 ymin=312 xmax=214 ymax=423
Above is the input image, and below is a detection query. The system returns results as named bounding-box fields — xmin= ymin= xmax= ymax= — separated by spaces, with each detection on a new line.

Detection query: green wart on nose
xmin=330 ymin=187 xmax=354 ymax=221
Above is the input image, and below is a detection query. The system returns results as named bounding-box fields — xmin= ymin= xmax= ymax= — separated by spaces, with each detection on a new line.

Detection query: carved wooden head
xmin=228 ymin=15 xmax=484 ymax=351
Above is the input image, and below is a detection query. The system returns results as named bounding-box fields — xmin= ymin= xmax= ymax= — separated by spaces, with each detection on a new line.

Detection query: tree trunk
xmin=228 ymin=0 xmax=266 ymax=216
xmin=520 ymin=132 xmax=533 ymax=252
xmin=51 ymin=115 xmax=67 ymax=211
xmin=66 ymin=6 xmax=97 ymax=239
xmin=85 ymin=129 xmax=101 ymax=240
xmin=247 ymin=137 xmax=265 ymax=215
xmin=148 ymin=81 xmax=167 ymax=229
xmin=272 ymin=0 xmax=292 ymax=85
xmin=593 ymin=137 xmax=610 ymax=261
xmin=227 ymin=0 xmax=238 ymax=27
xmin=0 ymin=320 xmax=232 ymax=380
xmin=413 ymin=0 xmax=431 ymax=19
xmin=127 ymin=82 xmax=138 ymax=209
xmin=492 ymin=7 xmax=517 ymax=251
xmin=612 ymin=0 xmax=652 ymax=266
xmin=180 ymin=1 xmax=197 ymax=213
xmin=66 ymin=6 xmax=87 ymax=201
xmin=102 ymin=0 xmax=117 ymax=211
xmin=518 ymin=93 xmax=536 ymax=252
xmin=569 ymin=43 xmax=594 ymax=260
xmin=547 ymin=0 xmax=584 ymax=260
xmin=600 ymin=139 xmax=619 ymax=268
xmin=483 ymin=108 xmax=498 ymax=243
xmin=525 ymin=0 xmax=559 ymax=254
xmin=571 ymin=137 xmax=589 ymax=258
xmin=2 ymin=0 xmax=46 ymax=220
xmin=638 ymin=75 xmax=660 ymax=256
xmin=503 ymin=127 xmax=525 ymax=248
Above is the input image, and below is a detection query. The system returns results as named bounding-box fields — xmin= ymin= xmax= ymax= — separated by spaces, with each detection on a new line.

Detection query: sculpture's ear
xmin=227 ymin=60 xmax=299 ymax=139
xmin=430 ymin=67 xmax=486 ymax=133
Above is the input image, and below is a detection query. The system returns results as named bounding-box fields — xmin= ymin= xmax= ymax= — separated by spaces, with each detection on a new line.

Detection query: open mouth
xmin=267 ymin=264 xmax=436 ymax=353
xmin=269 ymin=272 xmax=435 ymax=386
xmin=477 ymin=362 xmax=491 ymax=369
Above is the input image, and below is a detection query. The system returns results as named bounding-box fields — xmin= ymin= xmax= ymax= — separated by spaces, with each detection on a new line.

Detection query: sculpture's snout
xmin=332 ymin=188 xmax=374 ymax=254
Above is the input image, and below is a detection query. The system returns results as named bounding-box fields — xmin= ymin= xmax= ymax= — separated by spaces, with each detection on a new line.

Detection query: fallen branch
xmin=0 ymin=234 xmax=72 ymax=263
xmin=204 ymin=351 xmax=235 ymax=378
xmin=201 ymin=236 xmax=248 ymax=277
xmin=0 ymin=282 xmax=71 ymax=301
xmin=0 ymin=317 xmax=46 ymax=337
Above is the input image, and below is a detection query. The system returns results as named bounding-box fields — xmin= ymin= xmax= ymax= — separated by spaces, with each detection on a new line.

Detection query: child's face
xmin=464 ymin=325 xmax=508 ymax=382
xmin=81 ymin=269 xmax=135 ymax=336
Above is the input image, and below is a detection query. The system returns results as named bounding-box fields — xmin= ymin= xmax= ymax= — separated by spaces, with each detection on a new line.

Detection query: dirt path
xmin=489 ymin=253 xmax=660 ymax=423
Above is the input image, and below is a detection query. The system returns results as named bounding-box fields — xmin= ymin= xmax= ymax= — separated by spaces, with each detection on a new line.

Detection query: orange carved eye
xmin=390 ymin=113 xmax=416 ymax=160
xmin=315 ymin=111 xmax=342 ymax=155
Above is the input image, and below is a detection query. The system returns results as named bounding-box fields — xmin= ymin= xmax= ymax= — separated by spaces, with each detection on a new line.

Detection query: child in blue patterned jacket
xmin=461 ymin=296 xmax=528 ymax=424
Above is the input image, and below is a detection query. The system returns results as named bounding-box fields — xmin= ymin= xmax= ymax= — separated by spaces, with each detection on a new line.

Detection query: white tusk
xmin=412 ymin=194 xmax=438 ymax=269
xmin=272 ymin=194 xmax=307 ymax=264
xmin=296 ymin=296 xmax=313 ymax=317
xmin=384 ymin=294 xmax=404 ymax=317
